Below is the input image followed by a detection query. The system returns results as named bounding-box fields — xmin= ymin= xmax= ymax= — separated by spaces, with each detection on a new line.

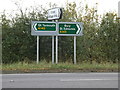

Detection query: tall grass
xmin=2 ymin=60 xmax=118 ymax=72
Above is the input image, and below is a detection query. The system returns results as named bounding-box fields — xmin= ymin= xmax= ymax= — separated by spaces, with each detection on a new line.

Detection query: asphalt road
xmin=2 ymin=73 xmax=118 ymax=88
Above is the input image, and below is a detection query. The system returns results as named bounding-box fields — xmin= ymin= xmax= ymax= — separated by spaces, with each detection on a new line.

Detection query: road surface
xmin=2 ymin=73 xmax=118 ymax=88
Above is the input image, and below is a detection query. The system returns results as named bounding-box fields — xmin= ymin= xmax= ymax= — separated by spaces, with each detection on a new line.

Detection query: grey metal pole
xmin=37 ymin=36 xmax=39 ymax=64
xmin=56 ymin=20 xmax=58 ymax=64
xmin=74 ymin=36 xmax=76 ymax=64
xmin=56 ymin=36 xmax=58 ymax=64
xmin=52 ymin=20 xmax=55 ymax=64
xmin=52 ymin=36 xmax=54 ymax=64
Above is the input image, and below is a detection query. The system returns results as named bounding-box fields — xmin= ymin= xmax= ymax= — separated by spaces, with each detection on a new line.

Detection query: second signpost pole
xmin=52 ymin=20 xmax=55 ymax=64
xmin=37 ymin=36 xmax=39 ymax=64
xmin=52 ymin=36 xmax=54 ymax=64
xmin=56 ymin=20 xmax=58 ymax=64
xmin=74 ymin=36 xmax=76 ymax=64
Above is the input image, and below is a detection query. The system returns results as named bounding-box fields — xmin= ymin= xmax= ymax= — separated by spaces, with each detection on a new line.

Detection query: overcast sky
xmin=0 ymin=0 xmax=120 ymax=16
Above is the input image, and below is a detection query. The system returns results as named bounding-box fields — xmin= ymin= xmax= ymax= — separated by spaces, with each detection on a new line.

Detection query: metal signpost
xmin=55 ymin=20 xmax=58 ymax=64
xmin=37 ymin=36 xmax=39 ymax=64
xmin=31 ymin=7 xmax=83 ymax=64
xmin=52 ymin=36 xmax=54 ymax=64
xmin=51 ymin=20 xmax=55 ymax=64
xmin=58 ymin=22 xmax=83 ymax=64
xmin=74 ymin=36 xmax=76 ymax=64
xmin=56 ymin=35 xmax=58 ymax=64
xmin=48 ymin=7 xmax=62 ymax=64
xmin=31 ymin=21 xmax=57 ymax=64
xmin=48 ymin=8 xmax=62 ymax=64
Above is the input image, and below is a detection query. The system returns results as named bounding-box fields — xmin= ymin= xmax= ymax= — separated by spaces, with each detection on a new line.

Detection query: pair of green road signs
xmin=31 ymin=21 xmax=83 ymax=36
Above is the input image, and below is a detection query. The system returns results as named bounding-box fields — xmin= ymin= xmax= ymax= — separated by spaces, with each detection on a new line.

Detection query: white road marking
xmin=88 ymin=73 xmax=118 ymax=75
xmin=60 ymin=78 xmax=118 ymax=82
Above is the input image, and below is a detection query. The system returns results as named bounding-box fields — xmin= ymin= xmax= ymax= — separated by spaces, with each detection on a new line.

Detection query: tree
xmin=99 ymin=13 xmax=118 ymax=63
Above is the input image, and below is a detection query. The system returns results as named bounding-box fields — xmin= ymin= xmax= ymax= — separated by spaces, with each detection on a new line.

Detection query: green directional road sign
xmin=31 ymin=21 xmax=83 ymax=36
xmin=58 ymin=22 xmax=83 ymax=36
xmin=31 ymin=21 xmax=57 ymax=36
xmin=34 ymin=23 xmax=56 ymax=31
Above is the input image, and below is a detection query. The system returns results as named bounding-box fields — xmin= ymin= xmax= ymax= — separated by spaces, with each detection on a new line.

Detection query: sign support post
xmin=52 ymin=36 xmax=54 ymax=64
xmin=52 ymin=20 xmax=55 ymax=64
xmin=56 ymin=36 xmax=58 ymax=64
xmin=37 ymin=36 xmax=39 ymax=64
xmin=74 ymin=36 xmax=76 ymax=64
xmin=56 ymin=20 xmax=58 ymax=64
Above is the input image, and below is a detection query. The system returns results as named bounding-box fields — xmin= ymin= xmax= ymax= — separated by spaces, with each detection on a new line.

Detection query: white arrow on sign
xmin=34 ymin=23 xmax=37 ymax=31
xmin=76 ymin=24 xmax=81 ymax=34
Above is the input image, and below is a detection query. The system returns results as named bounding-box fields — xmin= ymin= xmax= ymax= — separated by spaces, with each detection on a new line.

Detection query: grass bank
xmin=1 ymin=61 xmax=118 ymax=73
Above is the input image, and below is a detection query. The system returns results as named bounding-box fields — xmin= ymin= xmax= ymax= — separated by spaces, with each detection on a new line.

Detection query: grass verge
xmin=1 ymin=61 xmax=118 ymax=73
